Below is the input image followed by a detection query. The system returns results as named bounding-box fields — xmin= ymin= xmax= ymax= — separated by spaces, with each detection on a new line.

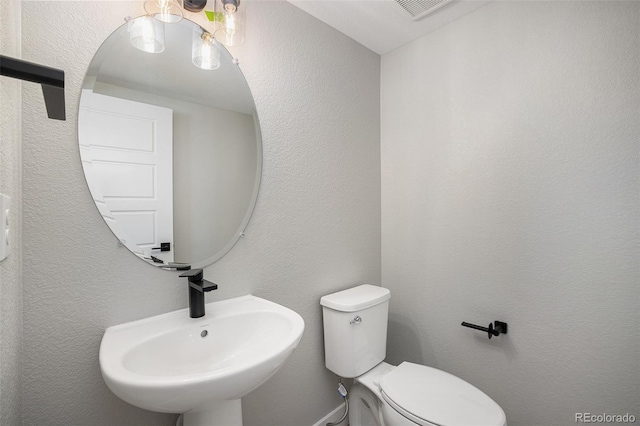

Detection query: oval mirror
xmin=78 ymin=16 xmax=261 ymax=270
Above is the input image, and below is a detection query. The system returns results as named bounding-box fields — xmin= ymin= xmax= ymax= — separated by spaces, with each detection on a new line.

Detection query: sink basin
xmin=99 ymin=295 xmax=304 ymax=425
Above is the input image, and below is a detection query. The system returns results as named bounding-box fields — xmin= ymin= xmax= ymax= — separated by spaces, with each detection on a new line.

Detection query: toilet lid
xmin=379 ymin=362 xmax=506 ymax=426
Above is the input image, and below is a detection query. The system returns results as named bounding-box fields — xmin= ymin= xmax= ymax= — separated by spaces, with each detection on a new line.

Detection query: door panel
xmin=79 ymin=90 xmax=174 ymax=262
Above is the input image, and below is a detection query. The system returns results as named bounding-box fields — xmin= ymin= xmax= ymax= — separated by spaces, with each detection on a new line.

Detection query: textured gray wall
xmin=381 ymin=1 xmax=639 ymax=425
xmin=21 ymin=1 xmax=380 ymax=425
xmin=0 ymin=0 xmax=23 ymax=424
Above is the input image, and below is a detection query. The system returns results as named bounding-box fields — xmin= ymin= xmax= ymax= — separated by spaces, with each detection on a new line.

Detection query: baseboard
xmin=312 ymin=402 xmax=347 ymax=426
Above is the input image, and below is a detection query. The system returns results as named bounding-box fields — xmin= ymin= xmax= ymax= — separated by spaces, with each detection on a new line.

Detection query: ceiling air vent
xmin=392 ymin=0 xmax=456 ymax=21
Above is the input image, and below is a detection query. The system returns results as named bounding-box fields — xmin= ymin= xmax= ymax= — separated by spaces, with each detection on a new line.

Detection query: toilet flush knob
xmin=350 ymin=315 xmax=362 ymax=325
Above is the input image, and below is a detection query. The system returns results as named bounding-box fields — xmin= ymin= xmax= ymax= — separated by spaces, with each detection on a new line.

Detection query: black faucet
xmin=179 ymin=269 xmax=218 ymax=318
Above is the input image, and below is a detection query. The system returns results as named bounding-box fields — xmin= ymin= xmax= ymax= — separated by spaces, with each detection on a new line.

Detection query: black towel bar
xmin=0 ymin=55 xmax=65 ymax=120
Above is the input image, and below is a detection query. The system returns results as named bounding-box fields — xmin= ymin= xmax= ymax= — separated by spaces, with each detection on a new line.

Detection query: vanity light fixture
xmin=130 ymin=0 xmax=243 ymax=67
xmin=192 ymin=29 xmax=221 ymax=70
xmin=128 ymin=15 xmax=165 ymax=53
xmin=184 ymin=0 xmax=246 ymax=47
xmin=144 ymin=0 xmax=184 ymax=23
xmin=135 ymin=0 xmax=246 ymax=48
xmin=214 ymin=0 xmax=245 ymax=46
xmin=183 ymin=0 xmax=207 ymax=12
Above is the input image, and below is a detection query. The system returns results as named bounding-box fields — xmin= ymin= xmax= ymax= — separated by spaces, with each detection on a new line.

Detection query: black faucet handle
xmin=188 ymin=279 xmax=218 ymax=293
xmin=179 ymin=268 xmax=203 ymax=282
xmin=201 ymin=281 xmax=218 ymax=292
xmin=180 ymin=268 xmax=218 ymax=293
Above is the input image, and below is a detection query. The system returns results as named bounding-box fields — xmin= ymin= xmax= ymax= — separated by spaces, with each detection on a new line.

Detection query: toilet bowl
xmin=320 ymin=285 xmax=506 ymax=426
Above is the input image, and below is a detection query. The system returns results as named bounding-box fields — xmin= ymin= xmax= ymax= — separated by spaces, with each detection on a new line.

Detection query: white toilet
xmin=320 ymin=284 xmax=507 ymax=426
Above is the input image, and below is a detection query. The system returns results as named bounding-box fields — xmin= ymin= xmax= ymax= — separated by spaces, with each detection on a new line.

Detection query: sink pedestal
xmin=183 ymin=399 xmax=242 ymax=426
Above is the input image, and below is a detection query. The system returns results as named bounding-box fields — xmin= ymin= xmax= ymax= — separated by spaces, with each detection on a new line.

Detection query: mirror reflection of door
xmin=79 ymin=90 xmax=174 ymax=263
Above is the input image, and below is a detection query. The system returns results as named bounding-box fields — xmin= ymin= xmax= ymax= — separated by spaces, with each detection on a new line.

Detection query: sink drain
xmin=201 ymin=330 xmax=208 ymax=338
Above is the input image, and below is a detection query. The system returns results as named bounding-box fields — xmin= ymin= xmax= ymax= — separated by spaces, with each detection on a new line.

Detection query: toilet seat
xmin=379 ymin=362 xmax=506 ymax=426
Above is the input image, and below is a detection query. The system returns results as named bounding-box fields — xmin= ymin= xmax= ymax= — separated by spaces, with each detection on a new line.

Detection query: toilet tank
xmin=320 ymin=285 xmax=390 ymax=378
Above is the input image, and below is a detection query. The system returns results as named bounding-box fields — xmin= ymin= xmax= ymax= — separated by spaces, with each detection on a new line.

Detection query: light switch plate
xmin=0 ymin=194 xmax=10 ymax=261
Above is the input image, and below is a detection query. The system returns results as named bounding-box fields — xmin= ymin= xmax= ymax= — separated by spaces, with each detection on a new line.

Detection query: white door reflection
xmin=79 ymin=90 xmax=174 ymax=263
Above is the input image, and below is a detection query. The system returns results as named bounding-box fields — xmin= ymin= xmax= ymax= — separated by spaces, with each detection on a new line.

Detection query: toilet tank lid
xmin=320 ymin=284 xmax=390 ymax=312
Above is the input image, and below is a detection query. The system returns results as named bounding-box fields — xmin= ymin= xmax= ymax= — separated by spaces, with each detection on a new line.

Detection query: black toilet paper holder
xmin=461 ymin=321 xmax=508 ymax=339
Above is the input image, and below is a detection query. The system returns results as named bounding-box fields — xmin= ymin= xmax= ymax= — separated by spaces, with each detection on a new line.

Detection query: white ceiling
xmin=286 ymin=0 xmax=491 ymax=55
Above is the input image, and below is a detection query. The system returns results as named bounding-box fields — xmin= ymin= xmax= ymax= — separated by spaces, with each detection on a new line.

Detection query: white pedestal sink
xmin=99 ymin=295 xmax=305 ymax=426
